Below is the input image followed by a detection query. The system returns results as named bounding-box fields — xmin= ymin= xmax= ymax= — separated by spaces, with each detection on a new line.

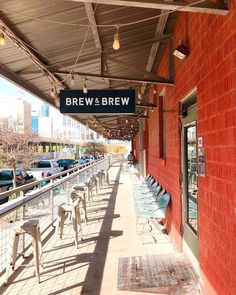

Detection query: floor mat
xmin=117 ymin=253 xmax=199 ymax=294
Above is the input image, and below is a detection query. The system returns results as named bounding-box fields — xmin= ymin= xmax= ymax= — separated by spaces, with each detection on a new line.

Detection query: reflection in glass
xmin=186 ymin=125 xmax=198 ymax=234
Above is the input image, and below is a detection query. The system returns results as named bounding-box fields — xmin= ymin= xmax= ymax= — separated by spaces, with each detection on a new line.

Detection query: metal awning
xmin=0 ymin=0 xmax=228 ymax=140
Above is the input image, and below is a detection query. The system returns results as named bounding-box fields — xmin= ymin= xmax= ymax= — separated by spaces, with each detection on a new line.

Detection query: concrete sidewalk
xmin=0 ymin=162 xmax=197 ymax=295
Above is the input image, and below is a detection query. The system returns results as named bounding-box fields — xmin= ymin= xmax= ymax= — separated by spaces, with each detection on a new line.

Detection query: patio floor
xmin=0 ymin=162 xmax=199 ymax=295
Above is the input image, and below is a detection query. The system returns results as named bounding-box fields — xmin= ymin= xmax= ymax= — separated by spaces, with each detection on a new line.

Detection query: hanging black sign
xmin=59 ymin=89 xmax=136 ymax=114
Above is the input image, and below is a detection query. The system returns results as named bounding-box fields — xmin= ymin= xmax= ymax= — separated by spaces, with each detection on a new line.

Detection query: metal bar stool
xmin=54 ymin=199 xmax=83 ymax=248
xmin=4 ymin=219 xmax=43 ymax=284
xmin=70 ymin=190 xmax=88 ymax=224
xmin=73 ymin=179 xmax=93 ymax=203
xmin=100 ymin=169 xmax=109 ymax=186
xmin=97 ymin=170 xmax=104 ymax=188
xmin=91 ymin=173 xmax=99 ymax=196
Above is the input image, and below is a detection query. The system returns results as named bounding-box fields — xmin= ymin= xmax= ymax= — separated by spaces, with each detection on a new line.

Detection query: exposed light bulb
xmin=70 ymin=74 xmax=75 ymax=87
xmin=138 ymin=91 xmax=142 ymax=100
xmin=83 ymin=78 xmax=88 ymax=94
xmin=113 ymin=32 xmax=120 ymax=50
xmin=83 ymin=82 xmax=88 ymax=94
xmin=0 ymin=32 xmax=6 ymax=46
xmin=50 ymin=88 xmax=55 ymax=98
xmin=153 ymin=88 xmax=157 ymax=95
xmin=151 ymin=108 xmax=154 ymax=113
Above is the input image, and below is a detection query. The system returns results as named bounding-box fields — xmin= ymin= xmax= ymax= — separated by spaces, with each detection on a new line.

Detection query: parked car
xmin=57 ymin=159 xmax=76 ymax=171
xmin=78 ymin=155 xmax=90 ymax=165
xmin=0 ymin=169 xmax=36 ymax=204
xmin=27 ymin=160 xmax=63 ymax=180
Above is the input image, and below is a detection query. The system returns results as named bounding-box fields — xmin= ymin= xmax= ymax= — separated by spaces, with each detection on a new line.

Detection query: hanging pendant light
xmin=0 ymin=31 xmax=6 ymax=46
xmin=113 ymin=26 xmax=120 ymax=50
xmin=83 ymin=78 xmax=88 ymax=94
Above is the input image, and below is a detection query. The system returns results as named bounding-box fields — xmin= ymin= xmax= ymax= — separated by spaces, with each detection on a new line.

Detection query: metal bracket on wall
xmin=163 ymin=109 xmax=187 ymax=117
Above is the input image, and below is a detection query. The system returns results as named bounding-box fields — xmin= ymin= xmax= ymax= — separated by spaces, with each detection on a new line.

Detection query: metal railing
xmin=0 ymin=156 xmax=111 ymax=277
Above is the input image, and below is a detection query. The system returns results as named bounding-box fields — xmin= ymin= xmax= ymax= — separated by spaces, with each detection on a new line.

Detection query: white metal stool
xmin=97 ymin=170 xmax=104 ymax=188
xmin=5 ymin=219 xmax=43 ymax=284
xmin=100 ymin=169 xmax=109 ymax=186
xmin=73 ymin=182 xmax=90 ymax=202
xmin=70 ymin=190 xmax=88 ymax=223
xmin=55 ymin=200 xmax=83 ymax=248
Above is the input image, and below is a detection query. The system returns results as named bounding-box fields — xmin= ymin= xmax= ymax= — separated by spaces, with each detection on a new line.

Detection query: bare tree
xmin=0 ymin=120 xmax=39 ymax=170
xmin=82 ymin=141 xmax=107 ymax=157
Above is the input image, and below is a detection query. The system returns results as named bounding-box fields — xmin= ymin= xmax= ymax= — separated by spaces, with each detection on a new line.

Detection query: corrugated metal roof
xmin=0 ymin=0 xmax=177 ymax=140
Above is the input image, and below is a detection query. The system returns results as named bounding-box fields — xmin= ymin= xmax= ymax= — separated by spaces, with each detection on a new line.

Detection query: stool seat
xmin=15 ymin=219 xmax=39 ymax=231
xmin=73 ymin=184 xmax=87 ymax=191
xmin=4 ymin=219 xmax=43 ymax=284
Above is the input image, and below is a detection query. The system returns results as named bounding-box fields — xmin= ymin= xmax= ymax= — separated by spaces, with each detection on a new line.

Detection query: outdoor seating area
xmin=0 ymin=162 xmax=110 ymax=290
xmin=130 ymin=173 xmax=171 ymax=242
xmin=0 ymin=162 xmax=190 ymax=295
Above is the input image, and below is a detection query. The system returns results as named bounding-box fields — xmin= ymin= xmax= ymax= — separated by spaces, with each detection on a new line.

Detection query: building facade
xmin=134 ymin=4 xmax=236 ymax=295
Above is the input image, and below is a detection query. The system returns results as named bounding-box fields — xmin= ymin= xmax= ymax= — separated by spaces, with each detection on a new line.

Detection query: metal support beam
xmin=84 ymin=2 xmax=110 ymax=86
xmin=137 ymin=103 xmax=157 ymax=108
xmin=69 ymin=0 xmax=229 ymax=15
xmin=140 ymin=8 xmax=169 ymax=98
xmin=55 ymin=70 xmax=174 ymax=85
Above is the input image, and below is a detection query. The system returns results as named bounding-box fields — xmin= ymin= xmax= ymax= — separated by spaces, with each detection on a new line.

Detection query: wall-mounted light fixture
xmin=173 ymin=13 xmax=189 ymax=60
xmin=173 ymin=41 xmax=189 ymax=60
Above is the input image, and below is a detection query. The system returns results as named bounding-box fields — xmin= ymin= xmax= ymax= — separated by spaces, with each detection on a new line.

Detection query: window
xmin=159 ymin=96 xmax=166 ymax=159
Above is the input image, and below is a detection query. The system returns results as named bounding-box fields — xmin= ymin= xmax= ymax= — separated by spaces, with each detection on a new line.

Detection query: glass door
xmin=182 ymin=104 xmax=199 ymax=260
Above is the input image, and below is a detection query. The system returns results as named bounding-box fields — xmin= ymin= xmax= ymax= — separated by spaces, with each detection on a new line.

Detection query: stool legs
xmin=31 ymin=229 xmax=40 ymax=283
xmin=11 ymin=233 xmax=20 ymax=270
xmin=60 ymin=212 xmax=66 ymax=239
xmin=82 ymin=192 xmax=88 ymax=224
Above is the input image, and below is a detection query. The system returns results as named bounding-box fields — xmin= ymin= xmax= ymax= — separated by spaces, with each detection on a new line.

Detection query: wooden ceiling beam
xmin=69 ymin=0 xmax=228 ymax=15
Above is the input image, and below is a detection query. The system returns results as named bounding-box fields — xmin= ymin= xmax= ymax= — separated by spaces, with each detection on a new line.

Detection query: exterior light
xmin=173 ymin=41 xmax=189 ymax=60
xmin=83 ymin=78 xmax=88 ymax=94
xmin=138 ymin=90 xmax=142 ymax=100
xmin=50 ymin=88 xmax=55 ymax=98
xmin=0 ymin=32 xmax=6 ymax=46
xmin=70 ymin=74 xmax=75 ymax=87
xmin=113 ymin=32 xmax=120 ymax=50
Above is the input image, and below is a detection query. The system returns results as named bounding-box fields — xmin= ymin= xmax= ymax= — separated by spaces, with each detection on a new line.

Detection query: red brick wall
xmin=144 ymin=2 xmax=236 ymax=295
xmin=144 ymin=119 xmax=149 ymax=172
